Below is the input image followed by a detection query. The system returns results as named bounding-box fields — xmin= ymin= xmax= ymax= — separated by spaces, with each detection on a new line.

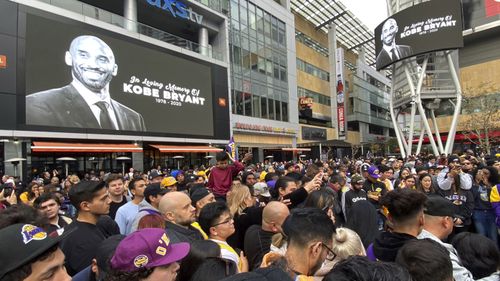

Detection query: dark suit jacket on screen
xmin=376 ymin=45 xmax=413 ymax=70
xmin=26 ymin=84 xmax=146 ymax=131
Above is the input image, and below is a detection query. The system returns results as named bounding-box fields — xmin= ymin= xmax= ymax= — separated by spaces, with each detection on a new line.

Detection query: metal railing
xmin=37 ymin=0 xmax=224 ymax=61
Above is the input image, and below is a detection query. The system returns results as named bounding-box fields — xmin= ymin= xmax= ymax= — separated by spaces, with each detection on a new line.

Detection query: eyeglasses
xmin=211 ymin=216 xmax=234 ymax=227
xmin=321 ymin=242 xmax=337 ymax=261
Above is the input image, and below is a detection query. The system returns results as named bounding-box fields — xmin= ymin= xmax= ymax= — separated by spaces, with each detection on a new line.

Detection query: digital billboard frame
xmin=0 ymin=3 xmax=230 ymax=141
xmin=374 ymin=0 xmax=464 ymax=71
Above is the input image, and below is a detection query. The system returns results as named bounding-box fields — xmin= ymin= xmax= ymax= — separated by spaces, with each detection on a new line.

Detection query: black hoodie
xmin=372 ymin=231 xmax=416 ymax=262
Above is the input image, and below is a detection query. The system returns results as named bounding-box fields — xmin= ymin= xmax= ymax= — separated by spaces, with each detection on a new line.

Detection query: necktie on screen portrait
xmin=95 ymin=101 xmax=114 ymax=129
xmin=391 ymin=48 xmax=399 ymax=60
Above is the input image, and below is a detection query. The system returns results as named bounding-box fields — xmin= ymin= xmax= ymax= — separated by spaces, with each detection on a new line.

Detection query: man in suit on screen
xmin=376 ymin=18 xmax=413 ymax=70
xmin=26 ymin=35 xmax=146 ymax=131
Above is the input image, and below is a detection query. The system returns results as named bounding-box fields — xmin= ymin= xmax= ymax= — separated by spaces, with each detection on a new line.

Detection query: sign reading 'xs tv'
xmin=146 ymin=0 xmax=203 ymax=24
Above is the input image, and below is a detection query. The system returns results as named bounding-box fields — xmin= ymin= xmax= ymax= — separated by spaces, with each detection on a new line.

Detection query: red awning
xmin=150 ymin=145 xmax=223 ymax=153
xmin=281 ymin=148 xmax=312 ymax=152
xmin=412 ymin=130 xmax=500 ymax=144
xmin=31 ymin=142 xmax=142 ymax=153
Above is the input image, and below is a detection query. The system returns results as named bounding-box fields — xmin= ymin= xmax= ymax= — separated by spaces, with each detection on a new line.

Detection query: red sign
xmin=485 ymin=0 xmax=500 ymax=17
xmin=0 ymin=55 xmax=6 ymax=69
xmin=337 ymin=107 xmax=345 ymax=133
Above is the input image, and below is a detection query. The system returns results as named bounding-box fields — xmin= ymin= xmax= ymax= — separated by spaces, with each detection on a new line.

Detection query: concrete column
xmin=199 ymin=27 xmax=209 ymax=57
xmin=124 ymin=0 xmax=138 ymax=32
xmin=132 ymin=141 xmax=144 ymax=172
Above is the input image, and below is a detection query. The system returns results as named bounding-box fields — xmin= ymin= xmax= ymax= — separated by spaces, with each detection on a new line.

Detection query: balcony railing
xmin=37 ymin=0 xmax=224 ymax=61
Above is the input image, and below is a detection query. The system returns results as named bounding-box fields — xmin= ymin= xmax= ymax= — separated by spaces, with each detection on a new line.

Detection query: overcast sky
xmin=338 ymin=0 xmax=388 ymax=32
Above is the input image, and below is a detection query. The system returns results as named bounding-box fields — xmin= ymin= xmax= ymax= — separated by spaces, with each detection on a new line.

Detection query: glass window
xmin=239 ymin=2 xmax=248 ymax=26
xmin=271 ymin=16 xmax=279 ymax=44
xmin=231 ymin=89 xmax=236 ymax=114
xmin=261 ymin=97 xmax=268 ymax=119
xmin=231 ymin=0 xmax=239 ymax=21
xmin=281 ymin=101 xmax=288 ymax=122
xmin=235 ymin=90 xmax=244 ymax=115
xmin=252 ymin=95 xmax=260 ymax=118
xmin=263 ymin=13 xmax=271 ymax=40
xmin=244 ymin=92 xmax=252 ymax=116
xmin=275 ymin=100 xmax=281 ymax=121
xmin=268 ymin=98 xmax=275 ymax=120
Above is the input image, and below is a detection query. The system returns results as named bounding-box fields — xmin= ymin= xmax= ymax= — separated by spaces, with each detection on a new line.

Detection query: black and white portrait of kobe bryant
xmin=26 ymin=35 xmax=146 ymax=131
xmin=376 ymin=18 xmax=413 ymax=70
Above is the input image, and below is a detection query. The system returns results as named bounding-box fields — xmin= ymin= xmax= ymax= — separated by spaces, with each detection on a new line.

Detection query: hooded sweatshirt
xmin=372 ymin=231 xmax=416 ymax=262
xmin=130 ymin=200 xmax=161 ymax=232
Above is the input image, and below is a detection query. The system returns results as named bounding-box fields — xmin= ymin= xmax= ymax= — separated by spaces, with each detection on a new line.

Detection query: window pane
xmin=268 ymin=98 xmax=274 ymax=120
xmin=252 ymin=95 xmax=260 ymax=118
xmin=235 ymin=90 xmax=243 ymax=115
xmin=275 ymin=100 xmax=281 ymax=121
xmin=261 ymin=97 xmax=268 ymax=119
xmin=281 ymin=102 xmax=288 ymax=121
xmin=244 ymin=92 xmax=252 ymax=116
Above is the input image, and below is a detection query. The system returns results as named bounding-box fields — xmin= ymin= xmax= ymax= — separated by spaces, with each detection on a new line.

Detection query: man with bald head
xmin=26 ymin=35 xmax=145 ymax=131
xmin=243 ymin=201 xmax=290 ymax=270
xmin=159 ymin=191 xmax=204 ymax=243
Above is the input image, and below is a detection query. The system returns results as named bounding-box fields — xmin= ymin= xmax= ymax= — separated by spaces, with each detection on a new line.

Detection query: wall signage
xmin=146 ymin=0 xmax=203 ymax=24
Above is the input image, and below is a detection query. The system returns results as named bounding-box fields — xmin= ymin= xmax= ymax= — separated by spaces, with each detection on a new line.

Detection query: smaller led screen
xmin=375 ymin=0 xmax=463 ymax=71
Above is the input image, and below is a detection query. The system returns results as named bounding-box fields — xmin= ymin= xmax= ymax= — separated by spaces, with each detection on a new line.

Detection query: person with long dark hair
xmin=471 ymin=167 xmax=498 ymax=244
xmin=416 ymin=173 xmax=435 ymax=195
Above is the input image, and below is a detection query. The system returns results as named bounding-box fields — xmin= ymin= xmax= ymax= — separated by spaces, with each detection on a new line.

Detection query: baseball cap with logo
xmin=110 ymin=228 xmax=190 ymax=272
xmin=0 ymin=223 xmax=73 ymax=279
xmin=253 ymin=182 xmax=271 ymax=197
xmin=148 ymin=170 xmax=163 ymax=181
xmin=367 ymin=166 xmax=381 ymax=179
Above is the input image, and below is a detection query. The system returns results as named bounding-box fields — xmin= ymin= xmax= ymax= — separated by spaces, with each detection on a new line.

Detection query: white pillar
xmin=124 ymin=0 xmax=138 ymax=32
xmin=199 ymin=27 xmax=209 ymax=57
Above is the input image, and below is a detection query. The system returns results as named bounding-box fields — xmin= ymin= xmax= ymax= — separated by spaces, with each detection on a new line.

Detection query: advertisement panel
xmin=302 ymin=126 xmax=327 ymax=141
xmin=374 ymin=0 xmax=463 ymax=70
xmin=335 ymin=48 xmax=346 ymax=140
xmin=20 ymin=11 xmax=228 ymax=139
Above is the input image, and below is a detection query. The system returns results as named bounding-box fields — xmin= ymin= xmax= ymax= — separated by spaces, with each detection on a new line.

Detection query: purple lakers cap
xmin=111 ymin=228 xmax=190 ymax=271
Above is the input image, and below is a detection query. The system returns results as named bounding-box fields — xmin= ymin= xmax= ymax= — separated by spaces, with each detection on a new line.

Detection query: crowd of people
xmin=1 ymin=150 xmax=500 ymax=281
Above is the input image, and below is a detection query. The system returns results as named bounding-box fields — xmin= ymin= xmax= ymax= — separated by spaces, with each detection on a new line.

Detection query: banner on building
xmin=336 ymin=48 xmax=346 ymax=140
xmin=226 ymin=136 xmax=238 ymax=161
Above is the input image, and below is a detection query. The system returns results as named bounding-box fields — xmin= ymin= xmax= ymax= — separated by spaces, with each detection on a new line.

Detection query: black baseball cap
xmin=95 ymin=235 xmax=126 ymax=279
xmin=448 ymin=155 xmax=460 ymax=164
xmin=0 ymin=223 xmax=73 ymax=279
xmin=148 ymin=170 xmax=163 ymax=180
xmin=144 ymin=183 xmax=168 ymax=200
xmin=424 ymin=195 xmax=455 ymax=217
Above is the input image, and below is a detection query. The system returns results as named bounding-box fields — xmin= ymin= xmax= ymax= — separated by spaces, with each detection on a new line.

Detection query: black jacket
xmin=165 ymin=221 xmax=204 ymax=244
xmin=372 ymin=231 xmax=416 ymax=262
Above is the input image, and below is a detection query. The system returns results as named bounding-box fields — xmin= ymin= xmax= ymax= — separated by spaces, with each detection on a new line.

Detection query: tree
xmin=460 ymin=82 xmax=500 ymax=154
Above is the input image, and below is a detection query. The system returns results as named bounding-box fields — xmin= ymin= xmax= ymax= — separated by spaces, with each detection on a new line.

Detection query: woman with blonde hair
xmin=314 ymin=227 xmax=366 ymax=279
xmin=226 ymin=184 xmax=262 ymax=249
xmin=227 ymin=184 xmax=254 ymax=217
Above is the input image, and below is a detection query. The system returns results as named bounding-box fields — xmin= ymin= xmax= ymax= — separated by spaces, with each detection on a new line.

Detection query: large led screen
xmin=23 ymin=12 xmax=223 ymax=138
xmin=374 ymin=0 xmax=463 ymax=71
